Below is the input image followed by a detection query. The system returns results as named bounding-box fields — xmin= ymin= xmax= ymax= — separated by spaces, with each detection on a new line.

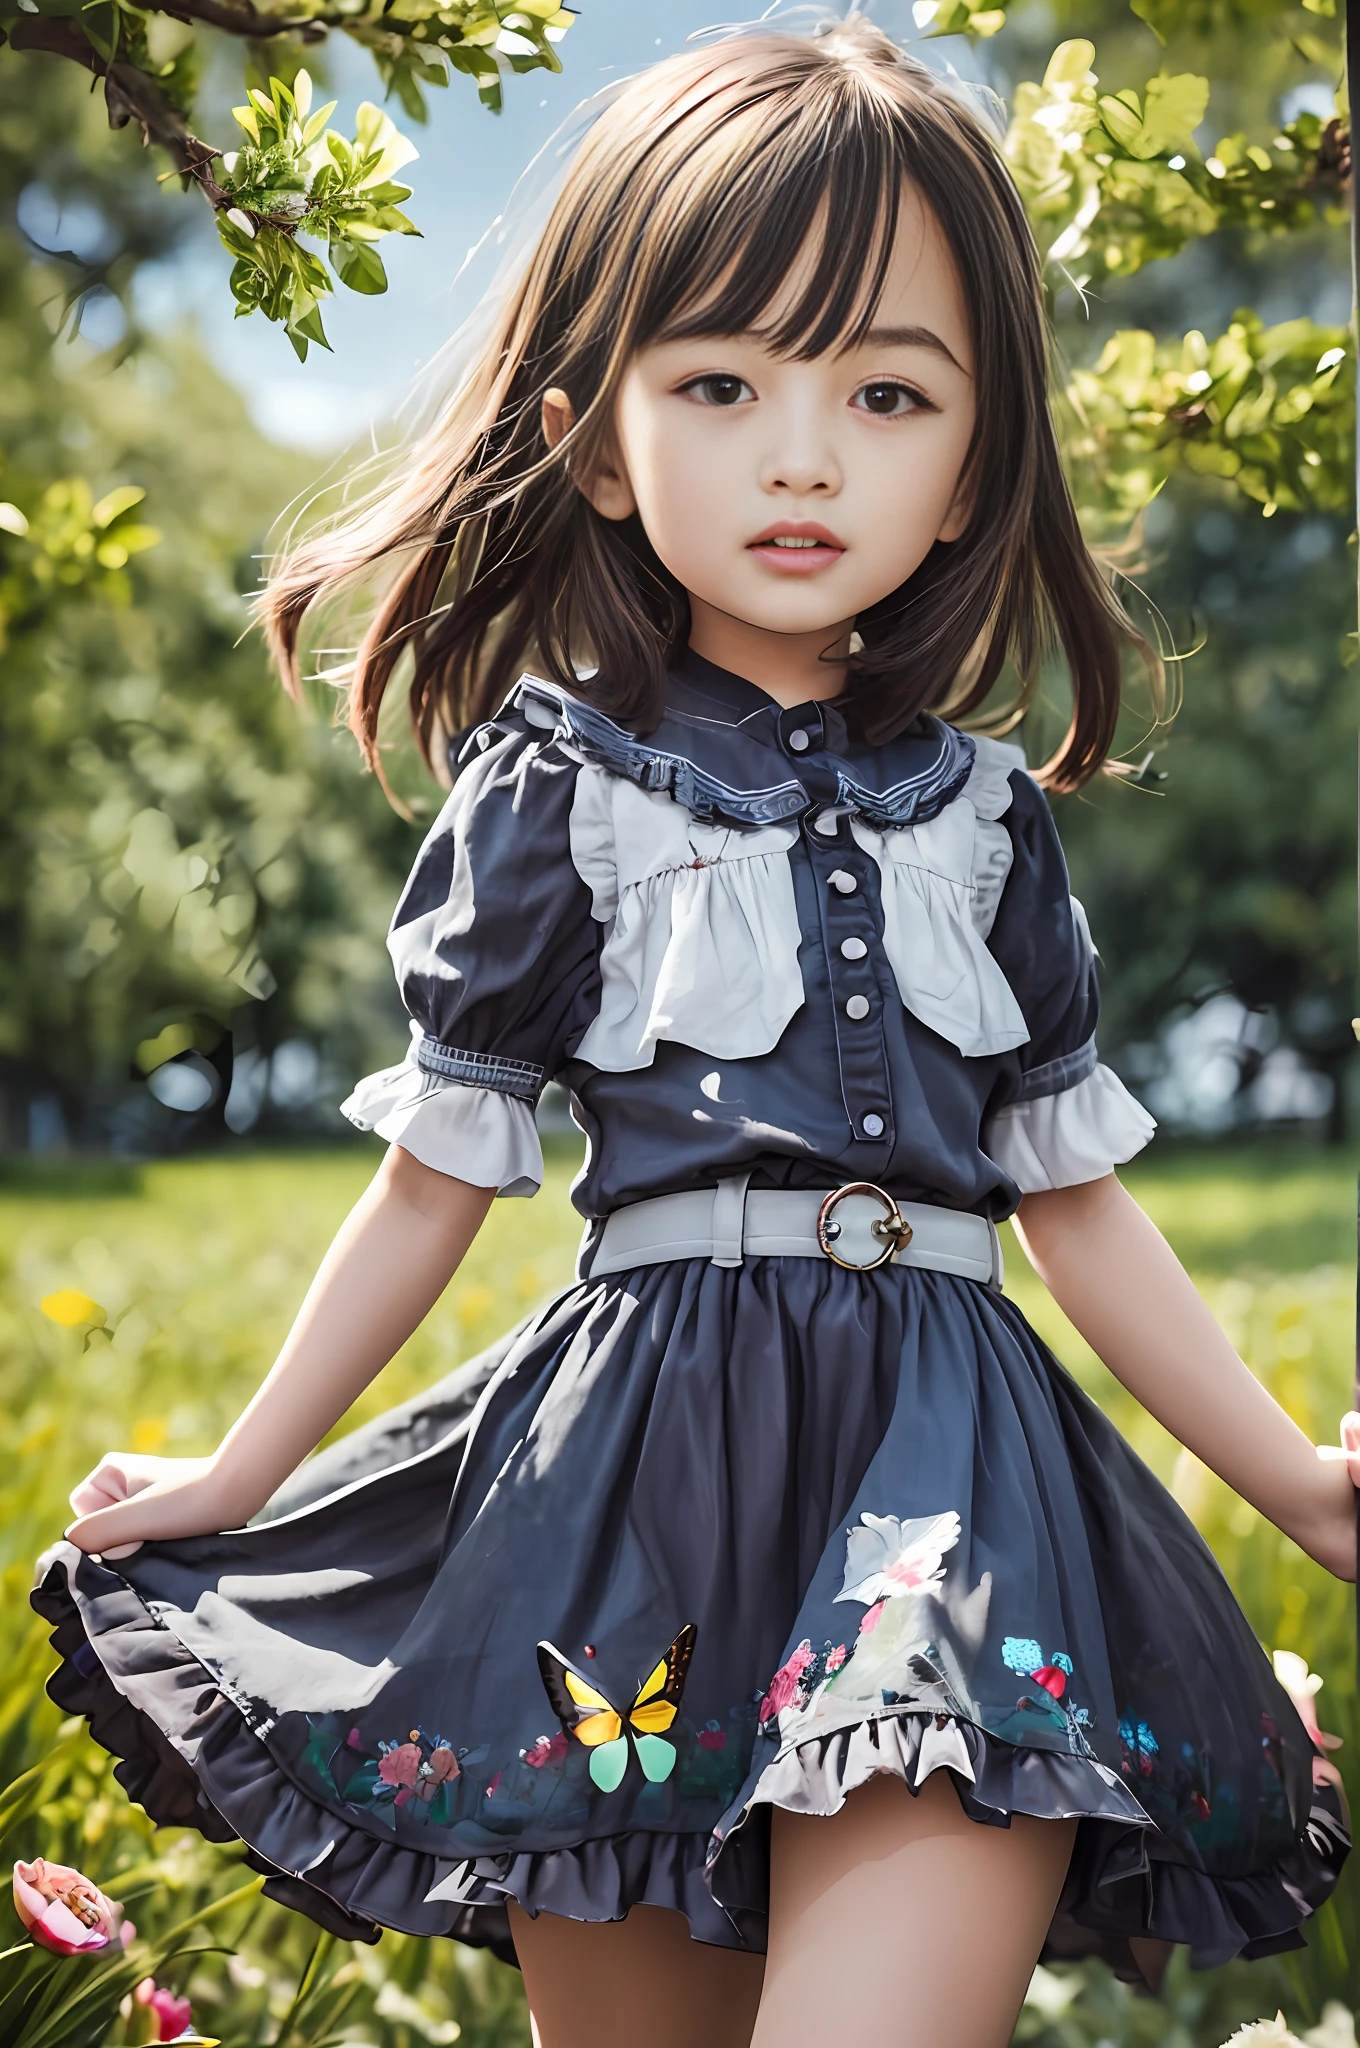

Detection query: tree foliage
xmin=0 ymin=0 xmax=572 ymax=349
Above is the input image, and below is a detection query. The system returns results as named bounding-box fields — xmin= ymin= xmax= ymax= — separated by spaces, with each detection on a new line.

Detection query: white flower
xmin=834 ymin=1509 xmax=962 ymax=1606
xmin=1273 ymin=1650 xmax=1324 ymax=1701
xmin=224 ymin=207 xmax=255 ymax=239
xmin=1303 ymin=2003 xmax=1358 ymax=2048
xmin=1220 ymin=2016 xmax=1304 ymax=2046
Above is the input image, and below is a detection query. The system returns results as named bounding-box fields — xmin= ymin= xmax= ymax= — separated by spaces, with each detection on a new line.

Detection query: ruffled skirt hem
xmin=709 ymin=1708 xmax=1349 ymax=1985
xmin=33 ymin=1545 xmax=1347 ymax=1984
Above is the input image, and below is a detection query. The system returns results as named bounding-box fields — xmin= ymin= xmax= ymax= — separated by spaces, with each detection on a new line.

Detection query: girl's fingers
xmin=67 ymin=1455 xmax=169 ymax=1523
xmin=68 ymin=1475 xmax=128 ymax=1518
xmin=1343 ymin=1412 xmax=1360 ymax=1488
xmin=65 ymin=1497 xmax=154 ymax=1556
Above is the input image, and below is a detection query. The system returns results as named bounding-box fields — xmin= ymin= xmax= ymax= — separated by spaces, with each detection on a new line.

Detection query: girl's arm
xmin=65 ymin=1145 xmax=494 ymax=1556
xmin=1014 ymin=1173 xmax=1360 ymax=1580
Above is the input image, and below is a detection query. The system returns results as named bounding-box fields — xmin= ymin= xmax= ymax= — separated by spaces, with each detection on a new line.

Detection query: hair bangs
xmin=641 ymin=91 xmax=906 ymax=363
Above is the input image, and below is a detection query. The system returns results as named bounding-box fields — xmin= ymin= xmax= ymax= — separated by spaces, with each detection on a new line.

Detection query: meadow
xmin=1 ymin=1138 xmax=1358 ymax=2047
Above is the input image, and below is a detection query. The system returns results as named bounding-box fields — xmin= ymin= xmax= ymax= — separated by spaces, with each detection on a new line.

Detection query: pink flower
xmin=345 ymin=1727 xmax=365 ymax=1750
xmin=12 ymin=1858 xmax=132 ymax=1957
xmin=858 ymin=1600 xmax=885 ymax=1637
xmin=1033 ymin=1665 xmax=1067 ymax=1700
xmin=134 ymin=1978 xmax=215 ymax=2045
xmin=377 ymin=1743 xmax=422 ymax=1789
xmin=697 ymin=1723 xmax=727 ymax=1752
xmin=418 ymin=1744 xmax=462 ymax=1795
xmin=150 ymin=1987 xmax=192 ymax=2042
xmin=826 ymin=1645 xmax=847 ymax=1672
xmin=523 ymin=1733 xmax=568 ymax=1770
xmin=759 ymin=1640 xmax=814 ymax=1725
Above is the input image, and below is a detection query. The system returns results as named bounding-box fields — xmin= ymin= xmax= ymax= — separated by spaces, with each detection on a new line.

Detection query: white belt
xmin=584 ymin=1177 xmax=1003 ymax=1286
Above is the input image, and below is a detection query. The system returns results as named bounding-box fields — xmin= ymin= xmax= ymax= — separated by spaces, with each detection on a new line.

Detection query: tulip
xmin=130 ymin=1978 xmax=220 ymax=2047
xmin=12 ymin=1858 xmax=132 ymax=1957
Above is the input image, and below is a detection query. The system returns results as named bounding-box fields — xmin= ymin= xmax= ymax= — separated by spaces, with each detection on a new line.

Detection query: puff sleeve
xmin=340 ymin=718 xmax=601 ymax=1195
xmin=981 ymin=772 xmax=1154 ymax=1192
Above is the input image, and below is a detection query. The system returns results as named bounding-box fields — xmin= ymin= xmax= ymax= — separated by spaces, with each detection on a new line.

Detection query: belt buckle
xmin=816 ymin=1182 xmax=914 ymax=1271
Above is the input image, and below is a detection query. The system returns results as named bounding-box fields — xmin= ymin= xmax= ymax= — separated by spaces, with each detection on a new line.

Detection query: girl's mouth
xmin=746 ymin=522 xmax=846 ymax=573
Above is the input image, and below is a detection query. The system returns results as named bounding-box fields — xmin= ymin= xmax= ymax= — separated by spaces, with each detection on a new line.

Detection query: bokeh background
xmin=1 ymin=0 xmax=1359 ymax=2041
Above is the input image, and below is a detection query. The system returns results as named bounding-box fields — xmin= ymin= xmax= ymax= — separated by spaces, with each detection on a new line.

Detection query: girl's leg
xmin=509 ymin=1900 xmax=765 ymax=2048
xmin=752 ymin=1768 xmax=1077 ymax=2048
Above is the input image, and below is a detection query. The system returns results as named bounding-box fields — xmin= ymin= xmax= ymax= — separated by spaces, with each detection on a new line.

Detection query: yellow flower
xmin=40 ymin=1290 xmax=106 ymax=1329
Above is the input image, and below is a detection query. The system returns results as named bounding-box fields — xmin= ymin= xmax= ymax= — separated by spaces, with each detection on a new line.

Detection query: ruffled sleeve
xmin=981 ymin=772 xmax=1155 ymax=1192
xmin=340 ymin=718 xmax=600 ymax=1195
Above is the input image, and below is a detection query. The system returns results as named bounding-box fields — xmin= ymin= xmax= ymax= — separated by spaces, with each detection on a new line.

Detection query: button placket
xmin=802 ymin=813 xmax=894 ymax=1152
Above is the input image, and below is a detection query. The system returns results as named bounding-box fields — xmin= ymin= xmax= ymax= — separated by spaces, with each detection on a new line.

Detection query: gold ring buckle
xmin=816 ymin=1183 xmax=914 ymax=1271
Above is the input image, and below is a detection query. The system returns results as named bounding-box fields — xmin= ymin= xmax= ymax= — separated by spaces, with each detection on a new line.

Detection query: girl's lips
xmin=746 ymin=525 xmax=846 ymax=574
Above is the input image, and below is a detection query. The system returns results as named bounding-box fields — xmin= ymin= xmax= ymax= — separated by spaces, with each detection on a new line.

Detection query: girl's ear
xmin=937 ymin=477 xmax=973 ymax=544
xmin=540 ymin=386 xmax=638 ymax=522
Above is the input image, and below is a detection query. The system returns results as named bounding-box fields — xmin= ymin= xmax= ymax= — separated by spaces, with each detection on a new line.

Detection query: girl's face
xmin=575 ymin=184 xmax=976 ymax=691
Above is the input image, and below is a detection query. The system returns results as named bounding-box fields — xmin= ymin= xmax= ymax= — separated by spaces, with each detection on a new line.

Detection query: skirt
xmin=33 ymin=1257 xmax=1348 ymax=1985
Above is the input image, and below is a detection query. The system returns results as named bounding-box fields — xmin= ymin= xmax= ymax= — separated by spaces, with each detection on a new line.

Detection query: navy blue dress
xmin=34 ymin=653 xmax=1347 ymax=1984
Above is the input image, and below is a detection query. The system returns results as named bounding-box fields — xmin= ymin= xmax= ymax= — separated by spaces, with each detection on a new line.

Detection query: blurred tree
xmin=984 ymin=0 xmax=1357 ymax=1135
xmin=0 ymin=55 xmax=427 ymax=1149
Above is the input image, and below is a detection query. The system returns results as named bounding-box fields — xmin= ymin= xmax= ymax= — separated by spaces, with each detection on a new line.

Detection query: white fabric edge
xmin=568 ymin=765 xmax=807 ymax=1073
xmin=984 ymin=1063 xmax=1156 ymax=1194
xmin=963 ymin=732 xmax=1027 ymax=820
xmin=339 ymin=1052 xmax=543 ymax=1198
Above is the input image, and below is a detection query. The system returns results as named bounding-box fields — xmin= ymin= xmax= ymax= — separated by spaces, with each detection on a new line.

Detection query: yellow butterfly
xmin=536 ymin=1625 xmax=697 ymax=1793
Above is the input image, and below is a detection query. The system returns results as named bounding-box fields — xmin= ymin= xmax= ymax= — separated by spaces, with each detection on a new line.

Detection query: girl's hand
xmin=66 ymin=1453 xmax=242 ymax=1560
xmin=1305 ymin=1410 xmax=1360 ymax=1582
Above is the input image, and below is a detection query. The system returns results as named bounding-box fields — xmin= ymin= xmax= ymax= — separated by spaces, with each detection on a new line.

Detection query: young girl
xmin=35 ymin=19 xmax=1359 ymax=2047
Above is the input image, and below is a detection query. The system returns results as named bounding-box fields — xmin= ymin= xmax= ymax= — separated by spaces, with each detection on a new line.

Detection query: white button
xmin=862 ymin=1113 xmax=885 ymax=1138
xmin=814 ymin=812 xmax=839 ymax=837
xmin=840 ymin=937 xmax=867 ymax=961
xmin=828 ymin=870 xmax=857 ymax=894
xmin=788 ymin=729 xmax=810 ymax=753
xmin=845 ymin=995 xmax=871 ymax=1021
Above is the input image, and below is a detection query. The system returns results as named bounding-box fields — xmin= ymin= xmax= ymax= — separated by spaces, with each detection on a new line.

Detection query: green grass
xmin=0 ymin=1138 xmax=1358 ymax=2045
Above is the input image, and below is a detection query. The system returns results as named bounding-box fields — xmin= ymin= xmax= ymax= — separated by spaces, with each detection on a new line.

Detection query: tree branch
xmin=6 ymin=14 xmax=228 ymax=206
xmin=143 ymin=0 xmax=327 ymax=43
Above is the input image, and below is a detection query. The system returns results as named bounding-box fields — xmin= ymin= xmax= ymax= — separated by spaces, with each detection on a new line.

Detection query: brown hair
xmin=261 ymin=17 xmax=1155 ymax=793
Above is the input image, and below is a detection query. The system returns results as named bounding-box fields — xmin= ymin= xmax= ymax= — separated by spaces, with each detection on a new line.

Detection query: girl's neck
xmin=686 ymin=598 xmax=851 ymax=709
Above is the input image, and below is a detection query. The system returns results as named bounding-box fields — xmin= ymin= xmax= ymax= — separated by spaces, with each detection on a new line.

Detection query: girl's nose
xmin=759 ymin=410 xmax=842 ymax=497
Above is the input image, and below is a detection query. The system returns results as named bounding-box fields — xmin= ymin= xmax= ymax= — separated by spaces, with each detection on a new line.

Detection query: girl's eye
xmin=854 ymin=380 xmax=926 ymax=418
xmin=681 ymin=374 xmax=752 ymax=407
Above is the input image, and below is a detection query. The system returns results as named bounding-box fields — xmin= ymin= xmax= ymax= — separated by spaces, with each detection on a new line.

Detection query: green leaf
xmin=289 ymin=298 xmax=332 ymax=352
xmin=331 ymin=235 xmax=389 ymax=294
xmin=1140 ymin=71 xmax=1210 ymax=155
xmin=91 ymin=484 xmax=146 ymax=529
xmin=1044 ymin=39 xmax=1095 ymax=89
xmin=302 ymin=100 xmax=338 ymax=146
xmin=1099 ymin=94 xmax=1144 ymax=150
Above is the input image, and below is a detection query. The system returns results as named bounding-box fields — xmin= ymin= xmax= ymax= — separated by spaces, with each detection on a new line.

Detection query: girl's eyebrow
xmin=859 ymin=324 xmax=967 ymax=373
